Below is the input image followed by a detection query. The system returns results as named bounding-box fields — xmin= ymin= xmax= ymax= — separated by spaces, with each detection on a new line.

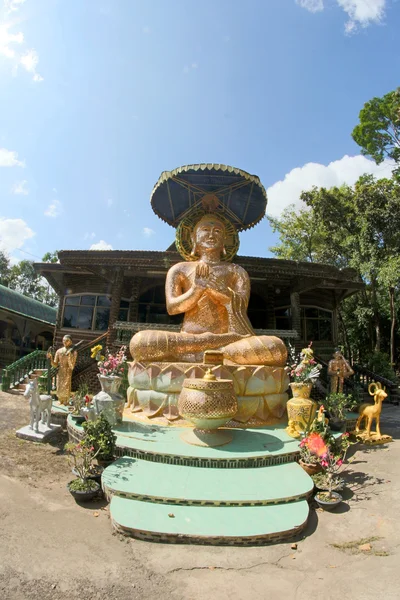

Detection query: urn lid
xmin=182 ymin=372 xmax=234 ymax=391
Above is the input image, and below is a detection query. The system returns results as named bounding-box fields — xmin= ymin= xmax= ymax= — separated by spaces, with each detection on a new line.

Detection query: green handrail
xmin=1 ymin=350 xmax=48 ymax=392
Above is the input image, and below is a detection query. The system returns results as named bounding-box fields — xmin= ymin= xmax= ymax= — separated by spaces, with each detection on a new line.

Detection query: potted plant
xmin=70 ymin=383 xmax=90 ymax=423
xmin=311 ymin=471 xmax=345 ymax=492
xmin=298 ymin=433 xmax=326 ymax=475
xmin=305 ymin=431 xmax=352 ymax=510
xmin=65 ymin=441 xmax=101 ymax=502
xmin=286 ymin=342 xmax=323 ymax=438
xmin=90 ymin=345 xmax=127 ymax=425
xmin=323 ymin=393 xmax=357 ymax=431
xmin=82 ymin=413 xmax=117 ymax=466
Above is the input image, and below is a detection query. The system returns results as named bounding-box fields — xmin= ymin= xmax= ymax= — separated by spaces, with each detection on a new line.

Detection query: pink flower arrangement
xmin=288 ymin=342 xmax=322 ymax=383
xmin=91 ymin=345 xmax=127 ymax=377
xmin=300 ymin=431 xmax=352 ymax=498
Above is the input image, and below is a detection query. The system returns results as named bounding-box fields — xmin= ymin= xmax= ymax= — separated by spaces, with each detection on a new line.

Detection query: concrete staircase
xmin=90 ymin=422 xmax=314 ymax=545
xmin=12 ymin=369 xmax=47 ymax=394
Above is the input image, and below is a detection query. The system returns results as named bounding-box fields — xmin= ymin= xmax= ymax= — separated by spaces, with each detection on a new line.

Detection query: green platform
xmin=102 ymin=457 xmax=313 ymax=506
xmin=110 ymin=496 xmax=310 ymax=545
xmin=69 ymin=417 xmax=301 ymax=468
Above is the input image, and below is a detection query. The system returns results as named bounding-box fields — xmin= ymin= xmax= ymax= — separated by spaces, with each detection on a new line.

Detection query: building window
xmin=118 ymin=299 xmax=129 ymax=322
xmin=62 ymin=295 xmax=129 ymax=331
xmin=138 ymin=285 xmax=182 ymax=325
xmin=247 ymin=293 xmax=267 ymax=329
xmin=275 ymin=307 xmax=291 ymax=330
xmin=300 ymin=307 xmax=332 ymax=342
xmin=274 ymin=306 xmax=333 ymax=341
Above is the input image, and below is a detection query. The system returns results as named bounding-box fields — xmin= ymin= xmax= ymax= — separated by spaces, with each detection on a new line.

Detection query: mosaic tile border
xmin=67 ymin=420 xmax=299 ymax=469
xmin=111 ymin=519 xmax=308 ymax=546
xmin=103 ymin=487 xmax=312 ymax=507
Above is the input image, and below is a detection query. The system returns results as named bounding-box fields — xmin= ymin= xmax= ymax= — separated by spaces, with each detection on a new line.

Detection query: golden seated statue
xmin=127 ymin=213 xmax=288 ymax=426
xmin=130 ymin=214 xmax=287 ymax=366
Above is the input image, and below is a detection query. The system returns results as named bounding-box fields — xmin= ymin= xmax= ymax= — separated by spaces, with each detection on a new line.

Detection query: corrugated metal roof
xmin=0 ymin=284 xmax=57 ymax=325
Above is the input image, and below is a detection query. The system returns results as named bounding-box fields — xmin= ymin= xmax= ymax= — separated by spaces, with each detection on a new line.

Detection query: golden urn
xmin=178 ymin=369 xmax=238 ymax=447
xmin=285 ymin=382 xmax=317 ymax=439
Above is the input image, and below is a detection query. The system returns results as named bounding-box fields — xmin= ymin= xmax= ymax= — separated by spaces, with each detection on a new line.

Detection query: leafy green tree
xmin=5 ymin=252 xmax=59 ymax=307
xmin=268 ymin=206 xmax=331 ymax=263
xmin=269 ymin=176 xmax=400 ymax=362
xmin=42 ymin=250 xmax=59 ymax=263
xmin=352 ymin=88 xmax=400 ymax=174
xmin=0 ymin=251 xmax=10 ymax=286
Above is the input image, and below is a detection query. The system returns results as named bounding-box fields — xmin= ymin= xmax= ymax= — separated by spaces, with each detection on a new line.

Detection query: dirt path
xmin=0 ymin=390 xmax=399 ymax=600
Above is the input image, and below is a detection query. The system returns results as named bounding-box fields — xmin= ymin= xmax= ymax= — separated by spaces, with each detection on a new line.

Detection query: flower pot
xmin=92 ymin=375 xmax=125 ymax=426
xmin=286 ymin=383 xmax=317 ymax=438
xmin=67 ymin=480 xmax=100 ymax=502
xmin=71 ymin=413 xmax=85 ymax=424
xmin=329 ymin=417 xmax=346 ymax=432
xmin=314 ymin=491 xmax=342 ymax=511
xmin=299 ymin=459 xmax=322 ymax=476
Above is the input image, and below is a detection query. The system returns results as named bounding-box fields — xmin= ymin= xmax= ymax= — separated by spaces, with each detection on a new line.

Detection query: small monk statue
xmin=47 ymin=335 xmax=78 ymax=405
xmin=130 ymin=214 xmax=287 ymax=366
xmin=327 ymin=349 xmax=354 ymax=394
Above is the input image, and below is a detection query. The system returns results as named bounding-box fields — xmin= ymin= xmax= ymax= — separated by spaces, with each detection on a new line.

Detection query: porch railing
xmin=314 ymin=355 xmax=400 ymax=405
xmin=1 ymin=350 xmax=49 ymax=392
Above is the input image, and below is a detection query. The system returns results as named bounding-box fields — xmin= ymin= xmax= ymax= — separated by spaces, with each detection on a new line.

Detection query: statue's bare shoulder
xmin=229 ymin=263 xmax=249 ymax=281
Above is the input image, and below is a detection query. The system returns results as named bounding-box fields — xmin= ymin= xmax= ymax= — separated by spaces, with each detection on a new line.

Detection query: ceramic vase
xmin=92 ymin=374 xmax=125 ymax=426
xmin=285 ymin=382 xmax=317 ymax=439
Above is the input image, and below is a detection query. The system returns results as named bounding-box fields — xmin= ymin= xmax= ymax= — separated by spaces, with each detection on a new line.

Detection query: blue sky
xmin=0 ymin=0 xmax=399 ymax=263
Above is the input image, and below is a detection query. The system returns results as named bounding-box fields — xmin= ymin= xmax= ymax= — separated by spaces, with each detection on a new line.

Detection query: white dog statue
xmin=24 ymin=379 xmax=53 ymax=433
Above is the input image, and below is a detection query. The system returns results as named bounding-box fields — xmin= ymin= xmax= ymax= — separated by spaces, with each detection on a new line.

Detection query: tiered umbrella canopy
xmin=150 ymin=163 xmax=267 ymax=231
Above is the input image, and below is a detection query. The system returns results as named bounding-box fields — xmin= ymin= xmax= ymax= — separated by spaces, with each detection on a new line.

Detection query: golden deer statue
xmin=355 ymin=382 xmax=392 ymax=443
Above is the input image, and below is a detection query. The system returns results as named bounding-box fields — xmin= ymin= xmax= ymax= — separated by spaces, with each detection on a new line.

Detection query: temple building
xmin=35 ymin=246 xmax=363 ymax=360
xmin=0 ymin=284 xmax=56 ymax=369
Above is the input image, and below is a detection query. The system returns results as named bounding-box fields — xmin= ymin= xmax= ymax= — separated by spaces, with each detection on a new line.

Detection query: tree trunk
xmin=338 ymin=308 xmax=352 ymax=363
xmin=371 ymin=280 xmax=381 ymax=352
xmin=389 ymin=286 xmax=396 ymax=366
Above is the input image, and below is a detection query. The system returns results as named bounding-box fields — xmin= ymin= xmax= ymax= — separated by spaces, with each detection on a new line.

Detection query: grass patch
xmin=330 ymin=536 xmax=389 ymax=556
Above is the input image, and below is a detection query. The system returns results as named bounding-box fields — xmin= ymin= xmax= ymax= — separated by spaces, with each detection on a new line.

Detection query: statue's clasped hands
xmin=193 ymin=262 xmax=230 ymax=301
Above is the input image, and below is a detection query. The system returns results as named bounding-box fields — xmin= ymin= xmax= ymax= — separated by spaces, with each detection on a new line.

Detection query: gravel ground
xmin=0 ymin=390 xmax=399 ymax=600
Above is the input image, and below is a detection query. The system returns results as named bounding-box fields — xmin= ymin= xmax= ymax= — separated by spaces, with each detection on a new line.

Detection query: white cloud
xmin=11 ymin=179 xmax=28 ymax=194
xmin=143 ymin=227 xmax=155 ymax=237
xmin=106 ymin=198 xmax=113 ymax=207
xmin=142 ymin=26 xmax=151 ymax=34
xmin=338 ymin=0 xmax=385 ymax=33
xmin=90 ymin=240 xmax=113 ymax=250
xmin=296 ymin=0 xmax=324 ymax=12
xmin=0 ymin=22 xmax=24 ymax=58
xmin=296 ymin=0 xmax=386 ymax=32
xmin=0 ymin=147 xmax=24 ymax=167
xmin=84 ymin=232 xmax=96 ymax=240
xmin=0 ymin=217 xmax=34 ymax=254
xmin=44 ymin=199 xmax=62 ymax=218
xmin=0 ymin=4 xmax=44 ymax=81
xmin=20 ymin=49 xmax=43 ymax=82
xmin=4 ymin=0 xmax=27 ymax=14
xmin=266 ymin=154 xmax=395 ymax=217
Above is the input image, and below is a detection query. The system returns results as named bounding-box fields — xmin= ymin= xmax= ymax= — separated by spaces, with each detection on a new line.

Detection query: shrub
xmin=82 ymin=413 xmax=116 ymax=461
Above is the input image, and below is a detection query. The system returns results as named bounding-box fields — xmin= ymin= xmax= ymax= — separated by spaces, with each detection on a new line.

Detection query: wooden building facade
xmin=35 ymin=248 xmax=363 ymax=361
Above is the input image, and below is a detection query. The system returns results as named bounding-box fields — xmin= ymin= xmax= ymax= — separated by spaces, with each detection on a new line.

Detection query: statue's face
xmin=63 ymin=336 xmax=72 ymax=348
xmin=193 ymin=216 xmax=225 ymax=252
